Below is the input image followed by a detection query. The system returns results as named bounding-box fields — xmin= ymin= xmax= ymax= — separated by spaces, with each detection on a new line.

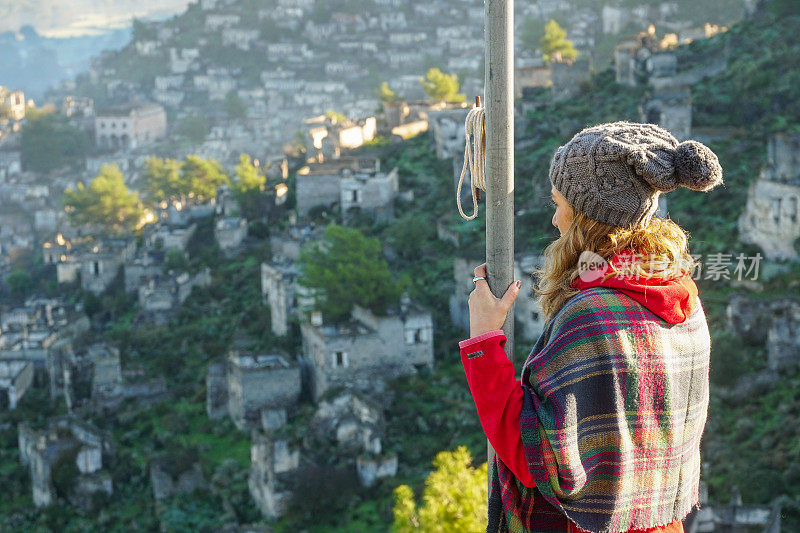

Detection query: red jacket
xmin=460 ymin=252 xmax=697 ymax=533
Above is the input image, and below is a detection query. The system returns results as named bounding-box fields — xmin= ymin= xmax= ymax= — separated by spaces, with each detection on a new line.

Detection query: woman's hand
xmin=468 ymin=263 xmax=522 ymax=338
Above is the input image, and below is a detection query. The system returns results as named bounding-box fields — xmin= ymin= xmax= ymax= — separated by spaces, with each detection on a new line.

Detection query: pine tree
xmin=420 ymin=68 xmax=467 ymax=104
xmin=540 ymin=19 xmax=579 ymax=64
xmin=392 ymin=446 xmax=488 ymax=533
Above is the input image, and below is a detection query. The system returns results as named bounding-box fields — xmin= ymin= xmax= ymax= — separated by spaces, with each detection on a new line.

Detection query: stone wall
xmin=248 ymin=432 xmax=298 ymax=518
xmin=551 ymin=58 xmax=592 ymax=102
xmin=356 ymin=454 xmax=398 ymax=488
xmin=428 ymin=107 xmax=469 ymax=160
xmin=727 ymin=294 xmax=800 ymax=372
xmin=296 ymin=172 xmax=342 ymax=216
xmin=260 ymin=263 xmax=290 ymax=336
xmin=641 ymin=86 xmax=692 ymax=141
xmin=766 ymin=299 xmax=800 ymax=372
xmin=0 ymin=359 xmax=33 ymax=409
xmin=206 ymin=361 xmax=228 ymax=419
xmin=150 ymin=460 xmax=207 ymax=501
xmin=738 ymin=135 xmax=800 ymax=261
xmin=450 ymin=256 xmax=546 ymax=342
xmin=302 ymin=302 xmax=434 ymax=402
xmin=340 ymin=166 xmax=398 ymax=223
xmin=227 ymin=353 xmax=302 ymax=430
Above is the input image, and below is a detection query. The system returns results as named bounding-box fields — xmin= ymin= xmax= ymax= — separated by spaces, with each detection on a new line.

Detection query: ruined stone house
xmin=18 ymin=417 xmax=113 ymax=508
xmin=206 ymin=351 xmax=302 ymax=431
xmin=94 ymin=102 xmax=167 ymax=152
xmin=739 ymin=134 xmax=800 ymax=261
xmin=137 ymin=268 xmax=211 ymax=325
xmin=249 ymin=433 xmax=299 ymax=518
xmin=0 ymin=359 xmax=33 ymax=409
xmin=300 ymin=296 xmax=434 ymax=402
xmin=249 ymin=390 xmax=396 ymax=519
xmin=214 ymin=216 xmax=248 ymax=252
xmin=53 ymin=237 xmax=137 ymax=294
xmin=145 ymin=222 xmax=197 ymax=252
xmin=295 ymin=156 xmax=382 ymax=217
xmin=641 ymin=85 xmax=692 ymax=141
xmin=260 ymin=259 xmax=302 ymax=337
xmin=428 ymin=106 xmax=470 ymax=160
xmin=304 ymin=115 xmax=377 ymax=163
xmin=123 ymin=249 xmax=165 ymax=293
xmin=340 ymin=165 xmax=399 ymax=223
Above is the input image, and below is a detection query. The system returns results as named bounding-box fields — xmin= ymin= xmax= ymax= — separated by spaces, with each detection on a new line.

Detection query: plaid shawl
xmin=488 ymin=286 xmax=710 ymax=533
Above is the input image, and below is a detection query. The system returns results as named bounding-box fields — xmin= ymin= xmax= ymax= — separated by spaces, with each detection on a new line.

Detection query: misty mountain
xmin=0 ymin=0 xmax=193 ymax=35
xmin=0 ymin=25 xmax=131 ymax=99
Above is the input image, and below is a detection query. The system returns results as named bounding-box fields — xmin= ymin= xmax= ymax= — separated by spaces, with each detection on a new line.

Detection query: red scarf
xmin=570 ymin=249 xmax=699 ymax=324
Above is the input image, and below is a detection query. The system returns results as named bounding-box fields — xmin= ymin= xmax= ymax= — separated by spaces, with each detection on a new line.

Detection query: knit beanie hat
xmin=548 ymin=120 xmax=724 ymax=228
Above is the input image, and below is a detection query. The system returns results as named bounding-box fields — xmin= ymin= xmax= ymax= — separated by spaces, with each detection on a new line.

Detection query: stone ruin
xmin=684 ymin=463 xmax=782 ymax=532
xmin=150 ymin=456 xmax=208 ymax=501
xmin=0 ymin=359 xmax=34 ymax=410
xmin=550 ymin=58 xmax=593 ymax=102
xmin=450 ymin=255 xmax=547 ymax=343
xmin=300 ymin=296 xmax=434 ymax=402
xmin=307 ymin=392 xmax=397 ymax=489
xmin=641 ymin=85 xmax=692 ymax=141
xmin=248 ymin=390 xmax=396 ymax=519
xmin=727 ymin=293 xmax=800 ymax=374
xmin=18 ymin=416 xmax=114 ymax=508
xmin=248 ymin=431 xmax=300 ymax=518
xmin=59 ymin=342 xmax=168 ymax=412
xmin=260 ymin=259 xmax=298 ymax=336
xmin=739 ymin=134 xmax=800 ymax=261
xmin=615 ymin=24 xmax=728 ymax=89
xmin=206 ymin=350 xmax=302 ymax=430
xmin=427 ymin=106 xmax=470 ymax=160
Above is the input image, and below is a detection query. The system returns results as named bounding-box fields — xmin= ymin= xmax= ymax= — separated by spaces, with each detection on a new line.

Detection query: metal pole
xmin=484 ymin=0 xmax=514 ymax=471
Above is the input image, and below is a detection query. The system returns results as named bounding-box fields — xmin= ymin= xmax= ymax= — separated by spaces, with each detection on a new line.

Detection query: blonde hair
xmin=531 ymin=207 xmax=696 ymax=323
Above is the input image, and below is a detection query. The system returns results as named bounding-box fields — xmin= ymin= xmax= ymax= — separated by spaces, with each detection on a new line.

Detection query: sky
xmin=0 ymin=0 xmax=194 ymax=36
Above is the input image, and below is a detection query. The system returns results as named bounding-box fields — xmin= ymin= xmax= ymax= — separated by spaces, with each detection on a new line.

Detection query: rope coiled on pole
xmin=457 ymin=104 xmax=486 ymax=220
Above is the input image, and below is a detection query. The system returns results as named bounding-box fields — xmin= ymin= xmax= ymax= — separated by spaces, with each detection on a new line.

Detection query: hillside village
xmin=0 ymin=0 xmax=798 ymax=531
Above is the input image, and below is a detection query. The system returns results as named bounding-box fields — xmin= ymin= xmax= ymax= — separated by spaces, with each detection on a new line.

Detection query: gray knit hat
xmin=549 ymin=120 xmax=724 ymax=228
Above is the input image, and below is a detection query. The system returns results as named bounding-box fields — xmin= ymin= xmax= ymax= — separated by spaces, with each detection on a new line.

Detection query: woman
xmin=459 ymin=121 xmax=723 ymax=533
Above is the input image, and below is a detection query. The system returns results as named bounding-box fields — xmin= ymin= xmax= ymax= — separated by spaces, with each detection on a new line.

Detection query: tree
xmin=131 ymin=17 xmax=157 ymax=41
xmin=5 ymin=270 xmax=33 ymax=299
xmin=378 ymin=81 xmax=399 ymax=103
xmin=143 ymin=156 xmax=182 ymax=204
xmin=324 ymin=110 xmax=348 ymax=124
xmin=540 ymin=19 xmax=579 ymax=64
xmin=180 ymin=155 xmax=229 ymax=202
xmin=420 ymin=68 xmax=466 ymax=104
xmin=231 ymin=154 xmax=266 ymax=219
xmin=385 ymin=212 xmax=434 ymax=261
xmin=392 ymin=446 xmax=488 ymax=533
xmin=21 ymin=111 xmax=89 ymax=174
xmin=164 ymin=249 xmax=190 ymax=273
xmin=519 ymin=16 xmax=546 ymax=53
xmin=176 ymin=114 xmax=210 ymax=144
xmin=62 ymin=164 xmax=145 ymax=233
xmin=232 ymin=154 xmax=265 ymax=195
xmin=224 ymin=90 xmax=247 ymax=119
xmin=298 ymin=224 xmax=401 ymax=322
xmin=143 ymin=155 xmax=228 ymax=205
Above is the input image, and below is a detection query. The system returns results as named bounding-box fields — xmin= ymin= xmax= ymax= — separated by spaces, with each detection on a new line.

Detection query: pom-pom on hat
xmin=549 ymin=120 xmax=723 ymax=228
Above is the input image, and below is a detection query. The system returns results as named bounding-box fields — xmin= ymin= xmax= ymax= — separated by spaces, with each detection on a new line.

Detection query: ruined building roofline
xmin=228 ymin=352 xmax=294 ymax=370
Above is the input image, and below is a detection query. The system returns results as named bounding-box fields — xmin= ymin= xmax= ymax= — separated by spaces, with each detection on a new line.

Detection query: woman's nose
xmin=552 ymin=211 xmax=558 ymax=228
